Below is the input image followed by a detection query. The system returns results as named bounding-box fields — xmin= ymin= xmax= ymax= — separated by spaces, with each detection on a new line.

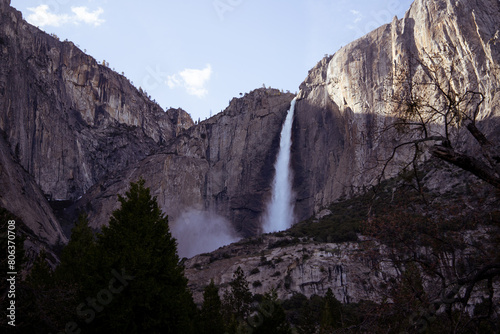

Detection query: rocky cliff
xmin=0 ymin=132 xmax=66 ymax=245
xmin=0 ymin=3 xmax=193 ymax=201
xmin=75 ymin=0 xmax=500 ymax=238
xmin=185 ymin=234 xmax=396 ymax=305
xmin=1 ymin=0 xmax=499 ymax=249
xmin=291 ymin=0 xmax=500 ymax=221
xmin=0 ymin=0 xmax=192 ymax=244
xmin=184 ymin=226 xmax=499 ymax=306
xmin=73 ymin=89 xmax=294 ymax=237
xmin=0 ymin=0 xmax=294 ymax=241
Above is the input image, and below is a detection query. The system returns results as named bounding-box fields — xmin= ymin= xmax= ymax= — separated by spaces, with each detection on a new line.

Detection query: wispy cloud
xmin=350 ymin=9 xmax=363 ymax=23
xmin=27 ymin=5 xmax=105 ymax=27
xmin=167 ymin=64 xmax=213 ymax=98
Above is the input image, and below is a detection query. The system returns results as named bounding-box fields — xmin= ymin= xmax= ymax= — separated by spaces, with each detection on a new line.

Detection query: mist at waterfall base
xmin=171 ymin=210 xmax=240 ymax=258
xmin=262 ymin=98 xmax=296 ymax=233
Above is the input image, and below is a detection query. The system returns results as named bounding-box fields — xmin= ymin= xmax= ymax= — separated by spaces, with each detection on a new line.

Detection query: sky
xmin=11 ymin=0 xmax=414 ymax=122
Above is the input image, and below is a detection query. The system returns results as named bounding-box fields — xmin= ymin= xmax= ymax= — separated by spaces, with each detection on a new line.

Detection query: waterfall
xmin=262 ymin=98 xmax=296 ymax=233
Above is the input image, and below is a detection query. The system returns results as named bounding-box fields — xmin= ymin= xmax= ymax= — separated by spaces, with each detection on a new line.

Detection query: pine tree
xmin=84 ymin=179 xmax=197 ymax=333
xmin=252 ymin=289 xmax=292 ymax=334
xmin=200 ymin=280 xmax=225 ymax=334
xmin=320 ymin=288 xmax=342 ymax=333
xmin=22 ymin=249 xmax=79 ymax=333
xmin=223 ymin=266 xmax=253 ymax=318
xmin=26 ymin=249 xmax=53 ymax=289
xmin=223 ymin=266 xmax=253 ymax=330
xmin=55 ymin=213 xmax=96 ymax=285
xmin=296 ymin=299 xmax=319 ymax=334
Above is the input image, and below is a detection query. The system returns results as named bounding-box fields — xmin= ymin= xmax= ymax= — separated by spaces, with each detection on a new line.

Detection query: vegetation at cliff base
xmin=288 ymin=192 xmax=369 ymax=243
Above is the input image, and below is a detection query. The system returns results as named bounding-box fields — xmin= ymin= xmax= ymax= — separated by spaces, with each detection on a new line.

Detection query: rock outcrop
xmin=185 ymin=235 xmax=397 ymax=305
xmin=291 ymin=0 xmax=500 ymax=221
xmin=185 ymin=224 xmax=500 ymax=310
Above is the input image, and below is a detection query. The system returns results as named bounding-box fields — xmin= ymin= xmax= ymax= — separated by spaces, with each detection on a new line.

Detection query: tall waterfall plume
xmin=262 ymin=98 xmax=297 ymax=233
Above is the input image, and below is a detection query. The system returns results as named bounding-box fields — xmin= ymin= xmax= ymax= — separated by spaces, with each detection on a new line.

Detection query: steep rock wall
xmin=1 ymin=0 xmax=499 ymax=244
xmin=0 ymin=132 xmax=66 ymax=245
xmin=292 ymin=0 xmax=500 ymax=221
xmin=74 ymin=89 xmax=295 ymax=237
xmin=0 ymin=2 xmax=192 ymax=202
xmin=0 ymin=1 xmax=192 ymax=243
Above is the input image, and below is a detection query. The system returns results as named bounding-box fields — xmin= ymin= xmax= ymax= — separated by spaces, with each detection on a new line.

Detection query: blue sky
xmin=11 ymin=0 xmax=414 ymax=122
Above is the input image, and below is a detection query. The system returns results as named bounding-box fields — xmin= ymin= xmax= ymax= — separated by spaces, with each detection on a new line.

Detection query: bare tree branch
xmin=430 ymin=144 xmax=500 ymax=189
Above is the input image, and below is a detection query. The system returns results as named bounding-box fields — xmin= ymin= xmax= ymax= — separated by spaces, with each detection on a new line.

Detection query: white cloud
xmin=27 ymin=5 xmax=105 ymax=27
xmin=71 ymin=7 xmax=105 ymax=26
xmin=167 ymin=64 xmax=213 ymax=98
xmin=26 ymin=5 xmax=70 ymax=27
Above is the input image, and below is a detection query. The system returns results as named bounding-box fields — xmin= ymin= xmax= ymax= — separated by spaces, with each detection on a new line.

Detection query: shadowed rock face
xmin=291 ymin=0 xmax=500 ymax=222
xmin=0 ymin=133 xmax=66 ymax=245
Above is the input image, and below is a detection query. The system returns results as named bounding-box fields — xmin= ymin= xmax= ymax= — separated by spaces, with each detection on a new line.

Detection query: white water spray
xmin=262 ymin=98 xmax=296 ymax=233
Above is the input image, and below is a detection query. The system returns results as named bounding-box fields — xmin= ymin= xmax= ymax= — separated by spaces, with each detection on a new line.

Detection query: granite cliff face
xmin=0 ymin=0 xmax=293 ymax=241
xmin=184 ymin=235 xmax=396 ymax=305
xmin=0 ymin=3 xmax=192 ymax=202
xmin=0 ymin=0 xmax=496 ymax=320
xmin=0 ymin=132 xmax=66 ymax=245
xmin=0 ymin=0 xmax=192 ymax=244
xmin=74 ymin=89 xmax=294 ymax=237
xmin=1 ymin=0 xmax=499 ymax=249
xmin=291 ymin=0 xmax=500 ymax=221
xmin=185 ymin=239 xmax=388 ymax=305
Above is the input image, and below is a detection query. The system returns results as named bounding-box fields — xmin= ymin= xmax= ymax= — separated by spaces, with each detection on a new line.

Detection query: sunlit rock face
xmin=292 ymin=0 xmax=500 ymax=222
